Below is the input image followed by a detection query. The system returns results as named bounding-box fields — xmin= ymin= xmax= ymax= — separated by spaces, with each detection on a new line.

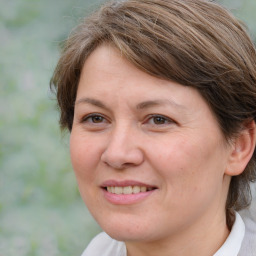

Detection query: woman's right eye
xmin=86 ymin=115 xmax=104 ymax=123
xmin=81 ymin=114 xmax=109 ymax=125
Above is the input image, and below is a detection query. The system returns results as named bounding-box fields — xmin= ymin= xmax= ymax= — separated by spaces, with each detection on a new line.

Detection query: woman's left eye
xmin=146 ymin=115 xmax=174 ymax=125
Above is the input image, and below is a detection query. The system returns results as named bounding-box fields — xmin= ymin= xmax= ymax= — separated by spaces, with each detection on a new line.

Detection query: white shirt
xmin=82 ymin=212 xmax=248 ymax=256
xmin=239 ymin=183 xmax=256 ymax=255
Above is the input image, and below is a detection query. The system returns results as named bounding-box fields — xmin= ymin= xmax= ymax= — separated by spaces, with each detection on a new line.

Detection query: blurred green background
xmin=0 ymin=0 xmax=255 ymax=255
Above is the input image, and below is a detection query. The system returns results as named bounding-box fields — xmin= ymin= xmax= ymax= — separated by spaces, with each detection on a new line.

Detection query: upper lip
xmin=101 ymin=180 xmax=158 ymax=188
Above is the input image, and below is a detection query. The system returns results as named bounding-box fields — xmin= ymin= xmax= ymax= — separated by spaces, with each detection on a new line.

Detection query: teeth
xmin=141 ymin=186 xmax=146 ymax=192
xmin=106 ymin=186 xmax=153 ymax=195
xmin=133 ymin=186 xmax=140 ymax=194
xmin=115 ymin=187 xmax=123 ymax=194
xmin=123 ymin=186 xmax=132 ymax=194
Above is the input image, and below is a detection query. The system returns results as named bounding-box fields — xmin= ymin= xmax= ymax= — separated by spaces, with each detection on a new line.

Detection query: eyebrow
xmin=75 ymin=97 xmax=186 ymax=111
xmin=75 ymin=98 xmax=108 ymax=109
xmin=136 ymin=99 xmax=186 ymax=110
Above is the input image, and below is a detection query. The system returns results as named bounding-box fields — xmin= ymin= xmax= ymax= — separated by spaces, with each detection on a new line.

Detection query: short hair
xmin=51 ymin=0 xmax=256 ymax=225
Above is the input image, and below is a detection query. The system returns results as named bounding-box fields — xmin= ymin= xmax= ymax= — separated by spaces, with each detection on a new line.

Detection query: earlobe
xmin=225 ymin=120 xmax=256 ymax=176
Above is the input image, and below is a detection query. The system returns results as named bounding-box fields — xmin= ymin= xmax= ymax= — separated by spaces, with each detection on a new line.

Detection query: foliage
xmin=0 ymin=0 xmax=255 ymax=255
xmin=0 ymin=0 xmax=104 ymax=255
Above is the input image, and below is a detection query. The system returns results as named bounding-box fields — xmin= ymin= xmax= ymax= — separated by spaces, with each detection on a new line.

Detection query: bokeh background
xmin=0 ymin=0 xmax=255 ymax=255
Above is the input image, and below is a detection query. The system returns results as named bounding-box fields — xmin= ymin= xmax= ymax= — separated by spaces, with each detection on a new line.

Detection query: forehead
xmin=79 ymin=44 xmax=185 ymax=97
xmin=78 ymin=45 xmax=220 ymax=123
xmin=79 ymin=44 xmax=200 ymax=103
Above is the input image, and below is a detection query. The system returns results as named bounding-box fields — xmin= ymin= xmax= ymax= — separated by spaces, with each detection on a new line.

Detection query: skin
xmin=70 ymin=44 xmax=255 ymax=256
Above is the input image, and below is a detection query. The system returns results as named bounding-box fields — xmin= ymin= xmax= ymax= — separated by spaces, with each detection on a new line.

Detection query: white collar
xmin=83 ymin=213 xmax=245 ymax=256
xmin=214 ymin=212 xmax=245 ymax=256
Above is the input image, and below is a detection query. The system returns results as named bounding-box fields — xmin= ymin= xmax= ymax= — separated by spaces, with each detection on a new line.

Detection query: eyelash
xmin=145 ymin=114 xmax=174 ymax=126
xmin=81 ymin=113 xmax=174 ymax=126
xmin=81 ymin=113 xmax=109 ymax=124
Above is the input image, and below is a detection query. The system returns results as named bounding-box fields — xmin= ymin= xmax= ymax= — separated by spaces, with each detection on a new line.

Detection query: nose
xmin=101 ymin=124 xmax=144 ymax=170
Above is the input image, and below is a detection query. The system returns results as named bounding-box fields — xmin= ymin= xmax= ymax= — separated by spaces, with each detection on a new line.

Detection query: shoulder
xmin=239 ymin=184 xmax=256 ymax=255
xmin=81 ymin=232 xmax=126 ymax=256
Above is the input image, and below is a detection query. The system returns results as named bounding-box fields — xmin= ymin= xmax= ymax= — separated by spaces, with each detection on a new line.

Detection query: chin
xmin=93 ymin=213 xmax=136 ymax=237
xmin=95 ymin=213 xmax=159 ymax=242
xmin=105 ymin=228 xmax=151 ymax=242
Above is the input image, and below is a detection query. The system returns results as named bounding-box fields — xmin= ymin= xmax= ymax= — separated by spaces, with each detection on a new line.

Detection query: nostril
xmin=100 ymin=139 xmax=144 ymax=169
xmin=102 ymin=160 xmax=127 ymax=170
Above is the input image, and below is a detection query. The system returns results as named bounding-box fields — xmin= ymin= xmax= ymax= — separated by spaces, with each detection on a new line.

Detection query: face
xmin=70 ymin=44 xmax=232 ymax=243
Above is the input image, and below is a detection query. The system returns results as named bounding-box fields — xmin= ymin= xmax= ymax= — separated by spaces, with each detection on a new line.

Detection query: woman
xmin=51 ymin=0 xmax=256 ymax=255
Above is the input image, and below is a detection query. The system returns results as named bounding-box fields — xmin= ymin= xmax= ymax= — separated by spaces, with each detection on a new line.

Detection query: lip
xmin=101 ymin=179 xmax=157 ymax=188
xmin=100 ymin=180 xmax=158 ymax=205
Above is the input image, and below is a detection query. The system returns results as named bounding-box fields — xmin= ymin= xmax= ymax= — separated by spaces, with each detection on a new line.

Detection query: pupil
xmin=93 ymin=116 xmax=103 ymax=123
xmin=154 ymin=116 xmax=165 ymax=124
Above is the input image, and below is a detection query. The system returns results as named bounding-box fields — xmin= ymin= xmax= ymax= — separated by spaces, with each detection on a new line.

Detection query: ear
xmin=225 ymin=120 xmax=256 ymax=176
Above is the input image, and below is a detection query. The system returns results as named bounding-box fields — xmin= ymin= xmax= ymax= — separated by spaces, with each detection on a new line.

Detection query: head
xmin=51 ymin=0 xmax=256 ymax=232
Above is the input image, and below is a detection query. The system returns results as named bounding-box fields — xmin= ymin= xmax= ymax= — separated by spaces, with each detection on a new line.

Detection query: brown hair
xmin=51 ymin=0 xmax=256 ymax=224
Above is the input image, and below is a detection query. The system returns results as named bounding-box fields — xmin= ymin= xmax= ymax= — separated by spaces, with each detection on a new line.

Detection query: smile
xmin=106 ymin=186 xmax=155 ymax=194
xmin=101 ymin=180 xmax=157 ymax=204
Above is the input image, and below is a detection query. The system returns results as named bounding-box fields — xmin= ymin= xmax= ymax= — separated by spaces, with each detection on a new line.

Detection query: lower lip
xmin=102 ymin=188 xmax=156 ymax=205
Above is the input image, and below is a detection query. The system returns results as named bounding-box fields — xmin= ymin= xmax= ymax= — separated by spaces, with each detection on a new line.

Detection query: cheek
xmin=70 ymin=132 xmax=103 ymax=206
xmin=148 ymin=136 xmax=228 ymax=226
xmin=150 ymin=134 xmax=226 ymax=194
xmin=70 ymin=132 xmax=100 ymax=180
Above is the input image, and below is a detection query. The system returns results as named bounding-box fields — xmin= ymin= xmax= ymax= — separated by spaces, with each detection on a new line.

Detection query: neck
xmin=125 ymin=211 xmax=229 ymax=256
